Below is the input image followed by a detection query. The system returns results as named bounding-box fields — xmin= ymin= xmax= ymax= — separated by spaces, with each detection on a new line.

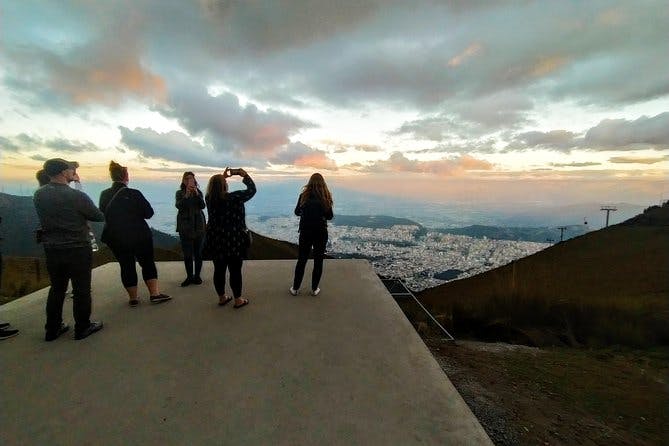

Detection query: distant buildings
xmin=247 ymin=216 xmax=549 ymax=292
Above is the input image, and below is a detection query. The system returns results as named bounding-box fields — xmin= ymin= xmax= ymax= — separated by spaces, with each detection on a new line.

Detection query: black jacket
xmin=203 ymin=175 xmax=256 ymax=259
xmin=175 ymin=188 xmax=206 ymax=238
xmin=294 ymin=193 xmax=333 ymax=232
xmin=99 ymin=182 xmax=154 ymax=247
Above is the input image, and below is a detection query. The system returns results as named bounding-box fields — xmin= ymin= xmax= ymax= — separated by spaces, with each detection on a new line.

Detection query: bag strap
xmin=104 ymin=187 xmax=126 ymax=215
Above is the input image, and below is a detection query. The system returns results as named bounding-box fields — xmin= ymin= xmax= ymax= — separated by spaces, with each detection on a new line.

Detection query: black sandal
xmin=218 ymin=296 xmax=233 ymax=306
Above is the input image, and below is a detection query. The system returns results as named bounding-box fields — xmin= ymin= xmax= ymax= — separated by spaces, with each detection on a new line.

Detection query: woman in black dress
xmin=203 ymin=168 xmax=256 ymax=308
xmin=175 ymin=171 xmax=206 ymax=287
xmin=289 ymin=173 xmax=333 ymax=297
xmin=99 ymin=161 xmax=170 ymax=306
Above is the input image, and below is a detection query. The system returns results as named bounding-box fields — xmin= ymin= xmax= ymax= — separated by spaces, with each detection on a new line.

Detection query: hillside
xmin=0 ymin=192 xmax=180 ymax=256
xmin=416 ymin=202 xmax=669 ymax=347
xmin=435 ymin=224 xmax=587 ymax=242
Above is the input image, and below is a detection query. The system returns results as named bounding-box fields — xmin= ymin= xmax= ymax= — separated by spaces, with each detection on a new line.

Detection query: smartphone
xmin=229 ymin=168 xmax=242 ymax=175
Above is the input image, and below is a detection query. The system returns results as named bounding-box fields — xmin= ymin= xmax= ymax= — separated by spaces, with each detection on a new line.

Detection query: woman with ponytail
xmin=289 ymin=173 xmax=333 ymax=297
xmin=99 ymin=161 xmax=170 ymax=306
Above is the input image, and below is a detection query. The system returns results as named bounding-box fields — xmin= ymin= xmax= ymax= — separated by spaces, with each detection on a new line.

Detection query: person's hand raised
xmin=223 ymin=167 xmax=232 ymax=179
xmin=237 ymin=168 xmax=248 ymax=177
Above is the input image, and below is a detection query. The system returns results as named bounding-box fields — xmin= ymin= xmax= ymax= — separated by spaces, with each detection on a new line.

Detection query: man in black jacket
xmin=33 ymin=158 xmax=105 ymax=341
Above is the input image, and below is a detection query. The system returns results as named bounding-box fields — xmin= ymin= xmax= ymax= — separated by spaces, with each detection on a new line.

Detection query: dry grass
xmin=0 ymin=246 xmax=182 ymax=304
xmin=426 ymin=339 xmax=669 ymax=445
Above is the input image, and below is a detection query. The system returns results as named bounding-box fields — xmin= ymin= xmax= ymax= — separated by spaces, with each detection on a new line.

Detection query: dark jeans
xmin=44 ymin=246 xmax=92 ymax=334
xmin=213 ymin=257 xmax=243 ymax=298
xmin=109 ymin=238 xmax=157 ymax=288
xmin=293 ymin=229 xmax=328 ymax=290
xmin=180 ymin=234 xmax=204 ymax=279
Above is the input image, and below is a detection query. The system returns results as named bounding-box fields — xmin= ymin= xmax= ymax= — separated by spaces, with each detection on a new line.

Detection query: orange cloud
xmin=352 ymin=152 xmax=492 ymax=177
xmin=530 ymin=56 xmax=568 ymax=77
xmin=293 ymin=153 xmax=338 ymax=170
xmin=448 ymin=42 xmax=483 ymax=67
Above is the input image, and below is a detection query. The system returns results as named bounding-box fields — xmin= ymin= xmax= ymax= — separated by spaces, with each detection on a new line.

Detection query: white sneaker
xmin=289 ymin=287 xmax=298 ymax=296
xmin=311 ymin=288 xmax=321 ymax=296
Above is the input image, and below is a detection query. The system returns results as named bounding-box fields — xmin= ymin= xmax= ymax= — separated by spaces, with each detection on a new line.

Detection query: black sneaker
xmin=74 ymin=321 xmax=103 ymax=340
xmin=0 ymin=328 xmax=19 ymax=340
xmin=0 ymin=322 xmax=10 ymax=329
xmin=191 ymin=276 xmax=203 ymax=285
xmin=150 ymin=293 xmax=172 ymax=304
xmin=45 ymin=323 xmax=70 ymax=342
xmin=180 ymin=278 xmax=192 ymax=287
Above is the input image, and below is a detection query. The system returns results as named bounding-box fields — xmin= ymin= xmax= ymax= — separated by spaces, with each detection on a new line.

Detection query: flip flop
xmin=233 ymin=298 xmax=249 ymax=309
xmin=218 ymin=296 xmax=233 ymax=306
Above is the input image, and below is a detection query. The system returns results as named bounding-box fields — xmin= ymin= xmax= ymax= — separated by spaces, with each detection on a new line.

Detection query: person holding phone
xmin=203 ymin=167 xmax=256 ymax=309
xmin=176 ymin=172 xmax=206 ymax=286
xmin=289 ymin=173 xmax=334 ymax=297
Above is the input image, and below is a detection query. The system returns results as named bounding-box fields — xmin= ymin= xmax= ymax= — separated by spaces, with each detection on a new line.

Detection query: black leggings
xmin=180 ymin=234 xmax=204 ymax=278
xmin=110 ymin=239 xmax=158 ymax=288
xmin=213 ymin=257 xmax=243 ymax=298
xmin=293 ymin=230 xmax=327 ymax=290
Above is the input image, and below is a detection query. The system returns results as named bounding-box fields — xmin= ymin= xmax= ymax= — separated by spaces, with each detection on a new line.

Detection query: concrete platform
xmin=1 ymin=260 xmax=491 ymax=445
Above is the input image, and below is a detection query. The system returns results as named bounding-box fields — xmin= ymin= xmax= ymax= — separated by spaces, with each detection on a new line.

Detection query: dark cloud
xmin=503 ymin=112 xmax=669 ymax=153
xmin=46 ymin=138 xmax=100 ymax=153
xmin=550 ymin=162 xmax=601 ymax=167
xmin=609 ymin=155 xmax=669 ymax=164
xmin=2 ymin=15 xmax=165 ymax=109
xmin=119 ymin=126 xmax=261 ymax=169
xmin=158 ymin=87 xmax=313 ymax=157
xmin=2 ymin=0 xmax=668 ymax=173
xmin=198 ymin=0 xmax=382 ymax=54
xmin=0 ymin=136 xmax=20 ymax=152
xmin=505 ymin=130 xmax=581 ymax=153
xmin=0 ymin=134 xmax=102 ymax=154
xmin=583 ymin=112 xmax=669 ymax=149
xmin=354 ymin=145 xmax=382 ymax=153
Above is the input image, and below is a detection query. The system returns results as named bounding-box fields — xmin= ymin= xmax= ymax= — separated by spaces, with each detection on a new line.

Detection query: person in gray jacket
xmin=176 ymin=171 xmax=206 ymax=286
xmin=33 ymin=158 xmax=105 ymax=341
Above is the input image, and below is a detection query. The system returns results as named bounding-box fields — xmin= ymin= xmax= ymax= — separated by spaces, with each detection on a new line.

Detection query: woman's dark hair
xmin=299 ymin=173 xmax=333 ymax=209
xmin=180 ymin=171 xmax=198 ymax=191
xmin=36 ymin=169 xmax=50 ymax=186
xmin=109 ymin=161 xmax=128 ymax=182
xmin=205 ymin=174 xmax=228 ymax=205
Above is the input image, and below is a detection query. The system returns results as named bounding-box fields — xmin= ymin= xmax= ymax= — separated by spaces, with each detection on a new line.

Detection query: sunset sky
xmin=1 ymin=1 xmax=667 ymax=205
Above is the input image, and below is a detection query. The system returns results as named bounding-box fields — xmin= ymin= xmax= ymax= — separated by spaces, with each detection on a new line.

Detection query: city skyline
xmin=1 ymin=1 xmax=667 ymax=205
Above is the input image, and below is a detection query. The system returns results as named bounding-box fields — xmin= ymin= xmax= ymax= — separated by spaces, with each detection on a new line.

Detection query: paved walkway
xmin=1 ymin=260 xmax=491 ymax=445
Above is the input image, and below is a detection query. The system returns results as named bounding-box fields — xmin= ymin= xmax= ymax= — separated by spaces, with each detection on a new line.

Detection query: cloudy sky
xmin=1 ymin=0 xmax=667 ymax=205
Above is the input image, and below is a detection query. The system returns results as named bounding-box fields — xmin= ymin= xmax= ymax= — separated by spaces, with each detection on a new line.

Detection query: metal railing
xmin=381 ymin=277 xmax=455 ymax=341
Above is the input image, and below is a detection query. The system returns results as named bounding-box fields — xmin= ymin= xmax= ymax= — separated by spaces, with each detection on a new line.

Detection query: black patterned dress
xmin=203 ymin=176 xmax=256 ymax=259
